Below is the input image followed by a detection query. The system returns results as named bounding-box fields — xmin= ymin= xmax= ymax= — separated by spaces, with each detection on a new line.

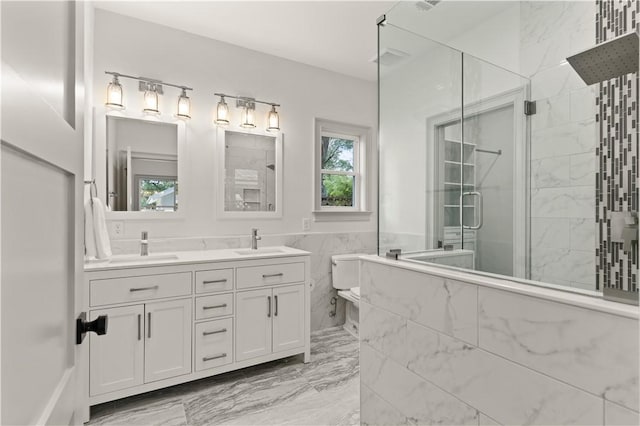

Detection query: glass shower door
xmin=461 ymin=54 xmax=530 ymax=278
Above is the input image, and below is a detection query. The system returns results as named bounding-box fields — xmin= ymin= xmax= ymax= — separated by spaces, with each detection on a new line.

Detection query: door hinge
xmin=524 ymin=100 xmax=537 ymax=116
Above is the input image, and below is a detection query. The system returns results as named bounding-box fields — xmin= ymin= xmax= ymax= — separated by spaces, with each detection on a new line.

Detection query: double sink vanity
xmin=84 ymin=245 xmax=311 ymax=405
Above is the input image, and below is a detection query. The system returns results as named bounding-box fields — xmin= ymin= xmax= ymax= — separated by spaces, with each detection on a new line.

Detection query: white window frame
xmin=313 ymin=118 xmax=372 ymax=220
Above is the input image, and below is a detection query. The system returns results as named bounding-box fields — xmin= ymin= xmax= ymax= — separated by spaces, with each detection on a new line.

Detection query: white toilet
xmin=331 ymin=253 xmax=365 ymax=338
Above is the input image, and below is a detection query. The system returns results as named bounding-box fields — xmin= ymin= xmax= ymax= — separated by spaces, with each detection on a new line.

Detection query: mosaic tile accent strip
xmin=595 ymin=0 xmax=639 ymax=292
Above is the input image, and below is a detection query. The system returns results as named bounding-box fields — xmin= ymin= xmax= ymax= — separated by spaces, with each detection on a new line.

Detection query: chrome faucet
xmin=250 ymin=228 xmax=261 ymax=250
xmin=141 ymin=231 xmax=149 ymax=256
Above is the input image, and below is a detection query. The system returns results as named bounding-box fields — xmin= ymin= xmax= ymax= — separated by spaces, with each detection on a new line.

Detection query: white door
xmin=1 ymin=1 xmax=86 ymax=424
xmin=272 ymin=284 xmax=305 ymax=353
xmin=144 ymin=299 xmax=192 ymax=383
xmin=89 ymin=306 xmax=144 ymax=396
xmin=236 ymin=288 xmax=273 ymax=361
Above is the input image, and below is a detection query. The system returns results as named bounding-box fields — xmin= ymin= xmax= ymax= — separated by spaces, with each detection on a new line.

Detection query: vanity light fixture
xmin=104 ymin=71 xmax=193 ymax=117
xmin=215 ymin=95 xmax=230 ymax=126
xmin=176 ymin=88 xmax=191 ymax=120
xmin=214 ymin=92 xmax=281 ymax=131
xmin=143 ymin=82 xmax=160 ymax=115
xmin=267 ymin=105 xmax=280 ymax=132
xmin=105 ymin=75 xmax=124 ymax=109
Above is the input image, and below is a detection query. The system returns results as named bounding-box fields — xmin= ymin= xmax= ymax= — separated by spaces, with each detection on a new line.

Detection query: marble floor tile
xmin=89 ymin=399 xmax=187 ymax=426
xmin=89 ymin=327 xmax=359 ymax=426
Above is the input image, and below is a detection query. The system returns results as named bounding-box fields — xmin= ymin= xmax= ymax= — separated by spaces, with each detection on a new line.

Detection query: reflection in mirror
xmin=106 ymin=117 xmax=178 ymax=212
xmin=224 ymin=131 xmax=276 ymax=212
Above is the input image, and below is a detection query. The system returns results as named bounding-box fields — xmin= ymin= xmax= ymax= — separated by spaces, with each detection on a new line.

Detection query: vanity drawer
xmin=194 ymin=318 xmax=233 ymax=371
xmin=195 ymin=268 xmax=234 ymax=294
xmin=236 ymin=262 xmax=305 ymax=289
xmin=90 ymin=272 xmax=192 ymax=307
xmin=195 ymin=293 xmax=234 ymax=320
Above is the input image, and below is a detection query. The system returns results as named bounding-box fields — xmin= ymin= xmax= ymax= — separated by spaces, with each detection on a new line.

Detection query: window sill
xmin=312 ymin=210 xmax=373 ymax=222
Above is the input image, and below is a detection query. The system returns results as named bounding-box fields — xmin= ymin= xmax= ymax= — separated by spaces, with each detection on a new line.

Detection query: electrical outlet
xmin=110 ymin=221 xmax=124 ymax=236
xmin=302 ymin=218 xmax=310 ymax=232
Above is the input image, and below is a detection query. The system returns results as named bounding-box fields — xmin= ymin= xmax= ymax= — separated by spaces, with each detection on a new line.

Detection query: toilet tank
xmin=331 ymin=253 xmax=365 ymax=290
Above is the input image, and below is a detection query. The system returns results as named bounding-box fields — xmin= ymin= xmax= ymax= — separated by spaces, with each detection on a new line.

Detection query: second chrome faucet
xmin=141 ymin=231 xmax=149 ymax=256
xmin=250 ymin=228 xmax=261 ymax=250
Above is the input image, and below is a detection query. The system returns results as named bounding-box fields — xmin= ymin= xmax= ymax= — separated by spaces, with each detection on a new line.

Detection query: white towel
xmin=84 ymin=198 xmax=112 ymax=260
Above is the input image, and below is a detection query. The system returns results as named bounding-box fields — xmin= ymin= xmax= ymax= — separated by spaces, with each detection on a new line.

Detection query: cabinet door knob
xmin=267 ymin=296 xmax=271 ymax=318
xmin=274 ymin=295 xmax=278 ymax=316
xmin=147 ymin=312 xmax=152 ymax=339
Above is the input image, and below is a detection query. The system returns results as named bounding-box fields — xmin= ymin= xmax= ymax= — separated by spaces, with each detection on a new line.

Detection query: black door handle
xmin=76 ymin=312 xmax=108 ymax=344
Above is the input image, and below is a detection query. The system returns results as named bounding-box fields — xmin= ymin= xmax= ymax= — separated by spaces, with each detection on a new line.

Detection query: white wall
xmin=90 ymin=9 xmax=377 ymax=240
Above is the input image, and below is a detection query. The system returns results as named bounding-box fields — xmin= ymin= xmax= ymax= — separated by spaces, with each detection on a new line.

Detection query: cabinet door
xmin=89 ymin=305 xmax=144 ymax=396
xmin=144 ymin=298 xmax=192 ymax=383
xmin=236 ymin=288 xmax=273 ymax=362
xmin=272 ymin=284 xmax=305 ymax=353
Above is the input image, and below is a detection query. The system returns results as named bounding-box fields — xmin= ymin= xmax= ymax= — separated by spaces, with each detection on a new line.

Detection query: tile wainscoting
xmin=360 ymin=256 xmax=639 ymax=425
xmin=109 ymin=231 xmax=376 ymax=331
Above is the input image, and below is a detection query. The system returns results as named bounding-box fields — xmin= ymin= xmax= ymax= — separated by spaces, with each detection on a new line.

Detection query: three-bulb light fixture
xmin=214 ymin=93 xmax=280 ymax=132
xmin=104 ymin=71 xmax=193 ymax=120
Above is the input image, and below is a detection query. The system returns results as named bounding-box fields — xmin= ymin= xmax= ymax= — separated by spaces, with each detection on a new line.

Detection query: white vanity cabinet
xmin=84 ymin=248 xmax=310 ymax=406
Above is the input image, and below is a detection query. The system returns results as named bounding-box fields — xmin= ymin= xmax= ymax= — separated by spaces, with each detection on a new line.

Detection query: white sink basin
xmin=107 ymin=253 xmax=179 ymax=264
xmin=234 ymin=247 xmax=285 ymax=256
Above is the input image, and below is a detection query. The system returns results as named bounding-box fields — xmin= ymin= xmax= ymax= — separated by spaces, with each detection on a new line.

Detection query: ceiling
xmin=94 ymin=1 xmax=395 ymax=82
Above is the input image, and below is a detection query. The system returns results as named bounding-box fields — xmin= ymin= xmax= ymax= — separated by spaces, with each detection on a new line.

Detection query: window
xmin=314 ymin=119 xmax=371 ymax=218
xmin=135 ymin=176 xmax=178 ymax=212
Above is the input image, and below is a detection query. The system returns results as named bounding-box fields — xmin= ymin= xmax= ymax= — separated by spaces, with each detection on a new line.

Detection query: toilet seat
xmin=337 ymin=288 xmax=360 ymax=308
xmin=350 ymin=287 xmax=360 ymax=298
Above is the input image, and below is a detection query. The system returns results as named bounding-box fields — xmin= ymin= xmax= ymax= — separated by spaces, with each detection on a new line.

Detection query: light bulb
xmin=176 ymin=89 xmax=191 ymax=119
xmin=105 ymin=75 xmax=124 ymax=109
xmin=215 ymin=96 xmax=229 ymax=126
xmin=143 ymin=83 xmax=159 ymax=115
xmin=267 ymin=105 xmax=280 ymax=132
xmin=240 ymin=105 xmax=256 ymax=128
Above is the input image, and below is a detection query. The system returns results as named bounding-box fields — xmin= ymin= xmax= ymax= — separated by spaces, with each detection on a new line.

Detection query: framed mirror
xmin=94 ymin=110 xmax=186 ymax=218
xmin=216 ymin=127 xmax=283 ymax=218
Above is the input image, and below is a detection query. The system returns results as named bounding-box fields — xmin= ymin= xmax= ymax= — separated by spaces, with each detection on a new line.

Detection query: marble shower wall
xmin=359 ymin=258 xmax=640 ymax=425
xmin=110 ymin=231 xmax=377 ymax=331
xmin=595 ymin=0 xmax=639 ymax=293
xmin=522 ymin=1 xmax=599 ymax=291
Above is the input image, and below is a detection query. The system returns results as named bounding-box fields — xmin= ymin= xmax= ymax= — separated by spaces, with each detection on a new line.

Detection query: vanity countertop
xmin=84 ymin=246 xmax=310 ymax=272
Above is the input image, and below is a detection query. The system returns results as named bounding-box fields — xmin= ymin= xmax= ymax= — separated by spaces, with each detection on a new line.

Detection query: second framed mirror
xmin=216 ymin=128 xmax=283 ymax=218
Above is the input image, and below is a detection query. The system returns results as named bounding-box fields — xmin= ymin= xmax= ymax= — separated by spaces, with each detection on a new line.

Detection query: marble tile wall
xmin=360 ymin=259 xmax=639 ymax=425
xmin=595 ymin=0 xmax=639 ymax=293
xmin=109 ymin=231 xmax=376 ymax=331
xmin=522 ymin=1 xmax=600 ymax=291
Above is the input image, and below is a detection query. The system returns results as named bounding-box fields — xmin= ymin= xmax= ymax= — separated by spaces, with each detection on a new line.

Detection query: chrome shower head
xmin=566 ymin=31 xmax=638 ymax=85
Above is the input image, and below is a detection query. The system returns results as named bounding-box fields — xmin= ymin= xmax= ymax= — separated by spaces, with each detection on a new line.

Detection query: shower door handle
xmin=460 ymin=191 xmax=483 ymax=230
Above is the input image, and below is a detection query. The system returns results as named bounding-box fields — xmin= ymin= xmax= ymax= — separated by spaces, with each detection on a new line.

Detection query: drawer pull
xmin=202 ymin=328 xmax=227 ymax=336
xmin=202 ymin=303 xmax=227 ymax=310
xmin=130 ymin=285 xmax=159 ymax=292
xmin=202 ymin=279 xmax=227 ymax=284
xmin=262 ymin=273 xmax=284 ymax=278
xmin=203 ymin=353 xmax=227 ymax=362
